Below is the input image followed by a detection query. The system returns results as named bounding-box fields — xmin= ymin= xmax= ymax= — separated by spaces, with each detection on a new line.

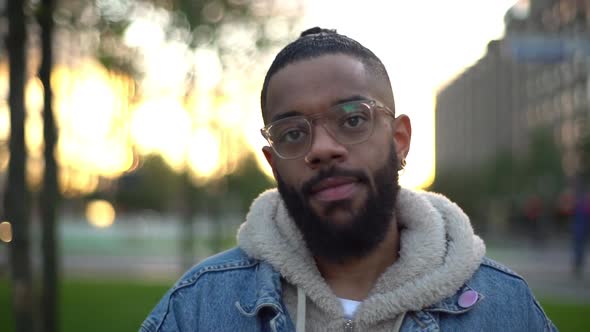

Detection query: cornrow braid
xmin=260 ymin=27 xmax=394 ymax=123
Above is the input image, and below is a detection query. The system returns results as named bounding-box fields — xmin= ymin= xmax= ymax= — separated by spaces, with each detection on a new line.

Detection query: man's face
xmin=262 ymin=54 xmax=411 ymax=261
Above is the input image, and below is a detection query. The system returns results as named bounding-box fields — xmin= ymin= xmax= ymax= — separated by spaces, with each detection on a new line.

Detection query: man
xmin=141 ymin=28 xmax=556 ymax=331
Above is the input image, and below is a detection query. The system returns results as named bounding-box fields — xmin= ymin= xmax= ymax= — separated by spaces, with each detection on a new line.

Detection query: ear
xmin=262 ymin=146 xmax=279 ymax=180
xmin=393 ymin=114 xmax=411 ymax=162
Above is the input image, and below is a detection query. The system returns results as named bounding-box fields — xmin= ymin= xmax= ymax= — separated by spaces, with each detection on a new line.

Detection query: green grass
xmin=0 ymin=278 xmax=13 ymax=332
xmin=542 ymin=299 xmax=590 ymax=332
xmin=0 ymin=278 xmax=169 ymax=332
xmin=59 ymin=280 xmax=169 ymax=331
xmin=1 ymin=279 xmax=589 ymax=331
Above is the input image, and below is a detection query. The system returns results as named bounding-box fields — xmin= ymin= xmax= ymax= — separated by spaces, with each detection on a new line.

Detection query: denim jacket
xmin=141 ymin=247 xmax=557 ymax=332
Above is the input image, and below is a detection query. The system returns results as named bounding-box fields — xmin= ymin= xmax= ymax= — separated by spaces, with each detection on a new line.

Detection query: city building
xmin=435 ymin=0 xmax=590 ymax=179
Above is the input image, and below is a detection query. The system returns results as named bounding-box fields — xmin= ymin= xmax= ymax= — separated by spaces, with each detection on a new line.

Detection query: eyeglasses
xmin=261 ymin=100 xmax=394 ymax=159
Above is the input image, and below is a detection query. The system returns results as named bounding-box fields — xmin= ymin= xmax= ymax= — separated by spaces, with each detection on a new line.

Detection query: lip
xmin=310 ymin=177 xmax=359 ymax=202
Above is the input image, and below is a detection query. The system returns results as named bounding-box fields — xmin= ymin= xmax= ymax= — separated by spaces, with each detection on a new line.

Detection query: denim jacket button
xmin=458 ymin=290 xmax=478 ymax=308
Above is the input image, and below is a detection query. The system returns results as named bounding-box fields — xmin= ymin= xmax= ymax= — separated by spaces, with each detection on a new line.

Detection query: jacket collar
xmin=235 ymin=261 xmax=284 ymax=316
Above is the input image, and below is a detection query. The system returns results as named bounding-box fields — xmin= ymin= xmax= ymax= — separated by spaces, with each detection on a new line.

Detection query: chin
xmin=321 ymin=209 xmax=356 ymax=226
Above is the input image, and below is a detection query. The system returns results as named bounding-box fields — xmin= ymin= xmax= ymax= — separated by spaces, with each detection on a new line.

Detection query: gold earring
xmin=399 ymin=158 xmax=407 ymax=170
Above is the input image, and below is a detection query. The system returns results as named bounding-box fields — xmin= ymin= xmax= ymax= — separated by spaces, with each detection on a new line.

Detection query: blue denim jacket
xmin=141 ymin=247 xmax=557 ymax=331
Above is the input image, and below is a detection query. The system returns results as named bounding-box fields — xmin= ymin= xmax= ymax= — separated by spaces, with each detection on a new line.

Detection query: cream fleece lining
xmin=238 ymin=188 xmax=485 ymax=329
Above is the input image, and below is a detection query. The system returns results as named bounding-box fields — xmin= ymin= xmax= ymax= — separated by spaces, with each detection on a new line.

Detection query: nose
xmin=304 ymin=124 xmax=348 ymax=168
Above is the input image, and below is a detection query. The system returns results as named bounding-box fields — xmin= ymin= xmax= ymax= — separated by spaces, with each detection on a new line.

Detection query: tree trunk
xmin=180 ymin=172 xmax=196 ymax=272
xmin=5 ymin=0 xmax=34 ymax=331
xmin=38 ymin=0 xmax=59 ymax=331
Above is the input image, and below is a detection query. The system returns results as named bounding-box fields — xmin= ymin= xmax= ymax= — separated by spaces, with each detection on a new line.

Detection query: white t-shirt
xmin=338 ymin=298 xmax=362 ymax=319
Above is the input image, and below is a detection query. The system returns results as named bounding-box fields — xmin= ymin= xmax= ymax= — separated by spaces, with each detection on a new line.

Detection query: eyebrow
xmin=334 ymin=95 xmax=370 ymax=105
xmin=270 ymin=95 xmax=371 ymax=123
xmin=270 ymin=110 xmax=303 ymax=123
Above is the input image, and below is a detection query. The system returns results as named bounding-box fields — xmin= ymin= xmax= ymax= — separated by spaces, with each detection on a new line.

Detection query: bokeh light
xmin=187 ymin=127 xmax=222 ymax=182
xmin=54 ymin=60 xmax=135 ymax=181
xmin=0 ymin=221 xmax=12 ymax=243
xmin=130 ymin=97 xmax=191 ymax=171
xmin=85 ymin=200 xmax=116 ymax=228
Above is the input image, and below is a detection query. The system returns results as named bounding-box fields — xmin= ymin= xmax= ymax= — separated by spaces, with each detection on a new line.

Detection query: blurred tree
xmin=52 ymin=0 xmax=302 ymax=84
xmin=430 ymin=167 xmax=483 ymax=222
xmin=115 ymin=154 xmax=182 ymax=212
xmin=37 ymin=0 xmax=60 ymax=331
xmin=525 ymin=127 xmax=564 ymax=194
xmin=180 ymin=170 xmax=199 ymax=270
xmin=107 ymin=0 xmax=300 ymax=265
xmin=481 ymin=149 xmax=517 ymax=197
xmin=5 ymin=0 xmax=34 ymax=331
xmin=225 ymin=154 xmax=274 ymax=213
xmin=52 ymin=0 xmax=301 ymax=201
xmin=432 ymin=127 xmax=565 ymax=235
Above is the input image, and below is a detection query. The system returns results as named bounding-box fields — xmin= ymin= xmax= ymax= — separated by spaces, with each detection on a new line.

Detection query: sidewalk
xmin=487 ymin=241 xmax=590 ymax=303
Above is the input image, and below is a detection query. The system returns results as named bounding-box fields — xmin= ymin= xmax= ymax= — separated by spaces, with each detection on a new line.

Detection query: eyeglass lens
xmin=267 ymin=101 xmax=375 ymax=158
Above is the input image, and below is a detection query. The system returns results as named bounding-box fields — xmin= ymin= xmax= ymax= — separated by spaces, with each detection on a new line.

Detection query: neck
xmin=315 ymin=219 xmax=400 ymax=301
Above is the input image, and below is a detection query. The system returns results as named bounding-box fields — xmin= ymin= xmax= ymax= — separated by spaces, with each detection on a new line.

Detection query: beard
xmin=276 ymin=146 xmax=400 ymax=263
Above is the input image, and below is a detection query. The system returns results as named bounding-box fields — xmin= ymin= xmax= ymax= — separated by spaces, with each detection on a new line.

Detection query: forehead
xmin=265 ymin=54 xmax=376 ymax=121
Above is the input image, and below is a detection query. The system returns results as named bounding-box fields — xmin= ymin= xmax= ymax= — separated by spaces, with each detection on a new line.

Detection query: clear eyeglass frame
xmin=260 ymin=99 xmax=395 ymax=160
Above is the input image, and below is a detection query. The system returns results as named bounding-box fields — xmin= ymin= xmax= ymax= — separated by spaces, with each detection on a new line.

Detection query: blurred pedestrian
xmin=524 ymin=193 xmax=547 ymax=247
xmin=572 ymin=184 xmax=590 ymax=278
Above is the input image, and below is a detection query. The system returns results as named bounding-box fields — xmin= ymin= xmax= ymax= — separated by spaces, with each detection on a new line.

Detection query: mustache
xmin=301 ymin=167 xmax=369 ymax=197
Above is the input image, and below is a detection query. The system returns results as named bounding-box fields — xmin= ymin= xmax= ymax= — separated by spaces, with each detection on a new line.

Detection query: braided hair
xmin=260 ymin=27 xmax=394 ymax=122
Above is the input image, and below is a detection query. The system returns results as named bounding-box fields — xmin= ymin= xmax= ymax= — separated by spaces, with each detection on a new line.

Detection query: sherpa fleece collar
xmin=237 ymin=188 xmax=485 ymax=325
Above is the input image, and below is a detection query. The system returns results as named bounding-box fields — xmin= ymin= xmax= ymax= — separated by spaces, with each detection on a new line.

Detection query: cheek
xmin=368 ymin=125 xmax=395 ymax=164
xmin=274 ymin=160 xmax=308 ymax=188
xmin=352 ymin=138 xmax=391 ymax=169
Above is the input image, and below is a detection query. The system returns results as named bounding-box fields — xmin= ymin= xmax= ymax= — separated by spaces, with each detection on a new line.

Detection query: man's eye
xmin=279 ymin=129 xmax=306 ymax=143
xmin=343 ymin=115 xmax=366 ymax=128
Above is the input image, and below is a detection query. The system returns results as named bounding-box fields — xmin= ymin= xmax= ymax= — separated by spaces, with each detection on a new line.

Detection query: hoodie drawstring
xmin=296 ymin=287 xmax=306 ymax=332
